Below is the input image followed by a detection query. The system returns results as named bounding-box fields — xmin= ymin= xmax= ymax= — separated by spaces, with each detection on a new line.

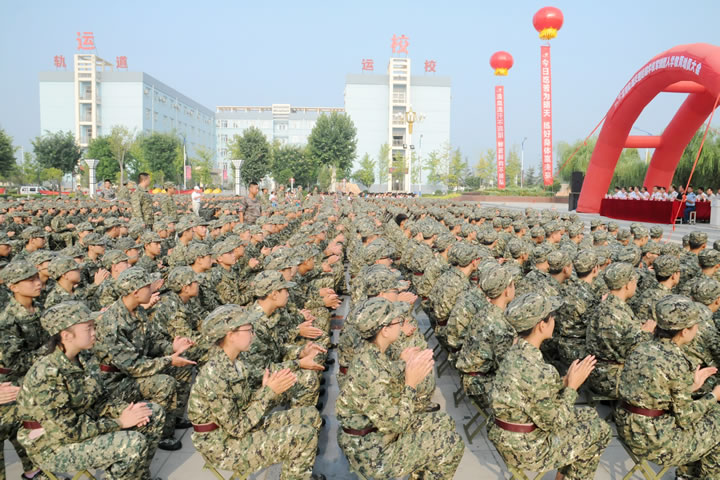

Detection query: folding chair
xmin=617 ymin=437 xmax=672 ymax=480
xmin=462 ymin=396 xmax=490 ymax=444
xmin=496 ymin=450 xmax=552 ymax=480
xmin=452 ymin=385 xmax=466 ymax=407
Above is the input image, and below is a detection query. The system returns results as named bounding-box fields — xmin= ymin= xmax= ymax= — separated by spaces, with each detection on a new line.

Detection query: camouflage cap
xmin=567 ymin=223 xmax=584 ymax=237
xmin=613 ymin=245 xmax=642 ymax=266
xmin=573 ymin=250 xmax=597 ymax=274
xmin=76 ymin=221 xmax=94 ymax=233
xmin=649 ymin=226 xmax=663 ymax=239
xmin=507 ymin=238 xmax=529 ymax=259
xmin=364 ymin=239 xmax=397 ymax=264
xmin=103 ymin=217 xmax=122 ymax=229
xmin=616 ymin=229 xmax=631 ymax=241
xmin=633 ymin=225 xmax=649 ymax=239
xmin=115 ymin=266 xmax=152 ymax=296
xmin=114 ymin=237 xmax=141 ymax=252
xmin=478 ymin=229 xmax=498 ymax=246
xmin=83 ymin=233 xmax=107 ymax=246
xmin=641 ymin=241 xmax=662 ymax=255
xmin=699 ymin=248 xmax=720 ymax=268
xmin=531 ymin=244 xmax=553 ymax=264
xmin=355 ymin=297 xmax=411 ymax=339
xmin=505 ymin=292 xmax=563 ymax=332
xmin=212 ymin=240 xmax=235 ymax=257
xmin=652 ymin=254 xmax=680 ymax=277
xmin=603 ymin=262 xmax=637 ymax=290
xmin=48 ymin=255 xmax=83 ymax=279
xmin=294 ymin=244 xmax=320 ymax=263
xmin=139 ymin=231 xmax=163 ymax=245
xmin=714 ymin=239 xmax=720 ymax=252
xmin=41 ymin=301 xmax=93 ymax=336
xmin=547 ymin=250 xmax=572 ymax=273
xmin=0 ymin=232 xmax=10 ymax=246
xmin=593 ymin=231 xmax=609 ymax=243
xmin=186 ymin=242 xmax=211 ymax=264
xmin=20 ymin=226 xmax=48 ymax=240
xmin=448 ymin=242 xmax=481 ymax=267
xmin=689 ymin=231 xmax=708 ymax=248
xmin=363 ymin=265 xmax=409 ymax=297
xmin=202 ymin=304 xmax=261 ymax=344
xmin=693 ymin=277 xmax=720 ymax=305
xmin=543 ymin=221 xmax=561 ymax=235
xmin=654 ymin=295 xmax=706 ymax=330
xmin=102 ymin=249 xmax=130 ymax=270
xmin=252 ymin=270 xmax=296 ymax=298
xmin=0 ymin=261 xmax=38 ymax=285
xmin=163 ymin=181 xmax=175 ymax=189
xmin=530 ymin=226 xmax=545 ymax=238
xmin=590 ymin=219 xmax=602 ymax=228
xmin=607 ymin=221 xmax=619 ymax=232
xmin=29 ymin=250 xmax=55 ymax=266
xmin=175 ymin=216 xmax=197 ymax=233
xmin=479 ymin=265 xmax=513 ymax=299
xmin=166 ymin=266 xmax=200 ymax=293
xmin=264 ymin=249 xmax=302 ymax=270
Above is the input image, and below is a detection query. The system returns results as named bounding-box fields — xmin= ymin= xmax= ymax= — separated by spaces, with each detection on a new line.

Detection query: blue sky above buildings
xmin=1 ymin=0 xmax=719 ymax=171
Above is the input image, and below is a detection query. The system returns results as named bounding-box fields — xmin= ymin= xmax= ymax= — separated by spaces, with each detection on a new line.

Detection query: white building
xmin=345 ymin=58 xmax=451 ymax=192
xmin=39 ymin=54 xmax=215 ymax=159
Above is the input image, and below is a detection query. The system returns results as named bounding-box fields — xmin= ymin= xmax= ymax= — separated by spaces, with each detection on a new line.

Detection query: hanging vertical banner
xmin=185 ymin=165 xmax=192 ymax=180
xmin=541 ymin=45 xmax=553 ymax=185
xmin=222 ymin=164 xmax=228 ymax=181
xmin=495 ymin=85 xmax=506 ymax=189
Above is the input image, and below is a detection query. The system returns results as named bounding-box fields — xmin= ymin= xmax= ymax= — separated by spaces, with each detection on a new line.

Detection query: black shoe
xmin=319 ymin=377 xmax=326 ymax=386
xmin=158 ymin=438 xmax=182 ymax=451
xmin=316 ymin=402 xmax=324 ymax=410
xmin=329 ymin=343 xmax=338 ymax=349
xmin=325 ymin=358 xmax=335 ymax=365
xmin=175 ymin=417 xmax=192 ymax=429
xmin=423 ymin=402 xmax=441 ymax=413
xmin=321 ymin=416 xmax=326 ymax=427
xmin=319 ymin=387 xmax=326 ymax=396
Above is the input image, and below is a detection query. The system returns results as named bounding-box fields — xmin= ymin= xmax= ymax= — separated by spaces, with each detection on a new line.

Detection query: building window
xmin=221 ymin=120 xmax=228 ymax=128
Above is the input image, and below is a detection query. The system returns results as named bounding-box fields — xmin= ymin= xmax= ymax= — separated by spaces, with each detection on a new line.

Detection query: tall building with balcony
xmin=345 ymin=58 xmax=451 ymax=192
xmin=214 ymin=104 xmax=344 ymax=176
xmin=39 ymin=54 xmax=215 ymax=159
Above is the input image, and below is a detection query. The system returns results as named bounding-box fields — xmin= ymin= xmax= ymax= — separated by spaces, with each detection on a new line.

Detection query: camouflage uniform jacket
xmin=515 ymin=269 xmax=561 ymax=298
xmin=17 ymin=348 xmax=126 ymax=455
xmin=115 ymin=185 xmax=130 ymax=202
xmin=678 ymin=251 xmax=702 ymax=285
xmin=96 ymin=278 xmax=120 ymax=308
xmin=557 ymin=277 xmax=598 ymax=340
xmin=336 ymin=342 xmax=417 ymax=435
xmin=188 ymin=346 xmax=276 ymax=452
xmin=43 ymin=283 xmax=76 ymax=309
xmin=211 ymin=265 xmax=250 ymax=306
xmin=683 ymin=304 xmax=720 ymax=370
xmin=167 ymin=241 xmax=190 ymax=268
xmin=415 ymin=256 xmax=452 ymax=299
xmin=455 ymin=303 xmax=515 ymax=380
xmin=0 ymin=297 xmax=49 ymax=383
xmin=446 ymin=287 xmax=490 ymax=351
xmin=617 ymin=337 xmax=720 ymax=459
xmin=150 ymin=291 xmax=205 ymax=352
xmin=429 ymin=268 xmax=471 ymax=323
xmin=238 ymin=303 xmax=304 ymax=387
xmin=93 ymin=300 xmax=173 ymax=385
xmin=631 ymin=283 xmax=672 ymax=324
xmin=131 ymin=185 xmax=154 ymax=225
xmin=586 ymin=294 xmax=652 ymax=396
xmin=240 ymin=196 xmax=262 ymax=225
xmin=135 ymin=253 xmax=162 ymax=274
xmin=488 ymin=339 xmax=579 ymax=457
xmin=159 ymin=194 xmax=178 ymax=222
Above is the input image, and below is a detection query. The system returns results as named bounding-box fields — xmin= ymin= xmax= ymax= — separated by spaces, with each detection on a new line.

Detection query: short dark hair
xmin=395 ymin=213 xmax=409 ymax=226
xmin=655 ymin=327 xmax=683 ymax=339
xmin=103 ymin=179 xmax=112 ymax=183
xmin=249 ymin=182 xmax=258 ymax=187
xmin=138 ymin=172 xmax=150 ymax=182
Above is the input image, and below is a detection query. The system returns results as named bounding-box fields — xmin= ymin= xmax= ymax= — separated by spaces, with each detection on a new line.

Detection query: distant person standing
xmin=98 ymin=179 xmax=116 ymax=202
xmin=131 ymin=173 xmax=154 ymax=227
xmin=191 ymin=186 xmax=203 ymax=216
xmin=684 ymin=186 xmax=697 ymax=223
xmin=239 ymin=182 xmax=262 ymax=225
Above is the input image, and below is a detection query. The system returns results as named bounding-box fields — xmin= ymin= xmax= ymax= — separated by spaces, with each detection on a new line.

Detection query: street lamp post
xmin=632 ymin=126 xmax=654 ymax=164
xmin=231 ymin=159 xmax=243 ymax=195
xmin=84 ymin=159 xmax=99 ymax=197
xmin=417 ymin=134 xmax=423 ymax=195
xmin=521 ymin=137 xmax=528 ymax=188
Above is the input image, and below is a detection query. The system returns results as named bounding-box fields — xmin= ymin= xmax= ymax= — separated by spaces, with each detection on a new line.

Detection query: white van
xmin=19 ymin=185 xmax=41 ymax=195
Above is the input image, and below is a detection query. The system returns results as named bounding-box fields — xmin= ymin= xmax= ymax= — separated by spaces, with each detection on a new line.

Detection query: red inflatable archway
xmin=577 ymin=43 xmax=720 ymax=213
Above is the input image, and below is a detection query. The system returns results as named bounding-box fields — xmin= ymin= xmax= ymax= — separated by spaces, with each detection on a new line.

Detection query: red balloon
xmin=490 ymin=51 xmax=514 ymax=71
xmin=533 ymin=6 xmax=564 ymax=38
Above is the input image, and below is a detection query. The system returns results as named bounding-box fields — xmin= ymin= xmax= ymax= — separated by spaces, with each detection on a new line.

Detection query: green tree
xmin=377 ymin=143 xmax=390 ymax=186
xmin=32 ymin=131 xmax=82 ymax=175
xmin=108 ymin=126 xmax=136 ymax=185
xmin=316 ymin=164 xmax=332 ymax=192
xmin=306 ymin=112 xmax=357 ymax=178
xmin=446 ymin=149 xmax=468 ymax=191
xmin=0 ymin=128 xmax=17 ymax=178
xmin=556 ymin=138 xmax=597 ymax=182
xmin=524 ymin=165 xmax=540 ymax=187
xmin=228 ymin=126 xmax=271 ymax=184
xmin=192 ymin=146 xmax=214 ymax=186
xmin=351 ymin=153 xmax=375 ymax=187
xmin=423 ymin=150 xmax=444 ymax=186
xmin=86 ymin=136 xmax=121 ymax=183
xmin=41 ymin=167 xmax=63 ymax=191
xmin=271 ymin=143 xmax=317 ymax=188
xmin=135 ymin=132 xmax=182 ymax=185
xmin=673 ymin=130 xmax=720 ymax=188
xmin=611 ymin=148 xmax=646 ymax=189
xmin=410 ymin=151 xmax=421 ymax=185
xmin=506 ymin=148 xmax=522 ymax=187
xmin=475 ymin=149 xmax=497 ymax=187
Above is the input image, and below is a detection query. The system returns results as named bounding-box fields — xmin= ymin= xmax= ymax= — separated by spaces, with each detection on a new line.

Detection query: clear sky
xmin=2 ymin=0 xmax=719 ymax=172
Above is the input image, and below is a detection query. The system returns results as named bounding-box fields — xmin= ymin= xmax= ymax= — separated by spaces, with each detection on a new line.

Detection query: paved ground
xmin=4 ymin=202 xmax=701 ymax=479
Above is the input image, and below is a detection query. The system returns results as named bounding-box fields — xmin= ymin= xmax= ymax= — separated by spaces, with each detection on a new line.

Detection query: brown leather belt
xmin=192 ymin=423 xmax=219 ymax=433
xmin=100 ymin=364 xmax=120 ymax=373
xmin=422 ymin=296 xmax=428 ymax=301
xmin=466 ymin=371 xmax=487 ymax=377
xmin=342 ymin=426 xmax=378 ymax=436
xmin=413 ymin=272 xmax=423 ymax=276
xmin=436 ymin=319 xmax=448 ymax=326
xmin=494 ymin=418 xmax=537 ymax=433
xmin=0 ymin=367 xmax=11 ymax=375
xmin=621 ymin=402 xmax=667 ymax=417
xmin=339 ymin=366 xmax=348 ymax=375
xmin=22 ymin=421 xmax=42 ymax=430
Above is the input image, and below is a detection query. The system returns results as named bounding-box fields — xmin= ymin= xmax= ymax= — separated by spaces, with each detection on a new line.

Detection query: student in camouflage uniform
xmin=17 ymin=302 xmax=164 ymax=480
xmin=210 ymin=239 xmax=247 ymax=306
xmin=617 ymin=295 xmax=720 ymax=479
xmin=489 ymin=292 xmax=611 ymax=479
xmin=130 ymin=173 xmax=154 ymax=227
xmin=336 ymin=298 xmax=464 ymax=480
xmin=95 ymin=250 xmax=131 ymax=308
xmin=93 ymin=267 xmax=196 ymax=451
xmin=188 ymin=304 xmax=325 ymax=480
xmin=687 ymin=278 xmax=720 ymax=389
xmin=159 ymin=182 xmax=178 ymax=222
xmin=239 ymin=182 xmax=263 ymax=225
xmin=455 ymin=265 xmax=516 ymax=409
xmin=586 ymin=262 xmax=655 ymax=397
xmin=44 ymin=255 xmax=84 ymax=308
xmin=135 ymin=231 xmax=165 ymax=274
xmin=631 ymin=254 xmax=680 ymax=323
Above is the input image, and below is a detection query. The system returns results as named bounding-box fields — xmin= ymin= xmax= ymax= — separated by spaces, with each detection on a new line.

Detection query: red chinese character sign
xmin=76 ymin=32 xmax=96 ymax=50
xmin=391 ymin=35 xmax=409 ymax=55
xmin=362 ymin=59 xmax=374 ymax=71
xmin=533 ymin=6 xmax=563 ymax=185
xmin=490 ymin=51 xmax=514 ymax=190
xmin=424 ymin=60 xmax=436 ymax=73
xmin=116 ymin=56 xmax=128 ymax=69
xmin=54 ymin=55 xmax=66 ymax=69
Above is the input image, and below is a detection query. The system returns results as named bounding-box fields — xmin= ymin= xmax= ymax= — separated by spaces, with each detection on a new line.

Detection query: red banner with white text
xmin=495 ymin=85 xmax=506 ymax=189
xmin=541 ymin=45 xmax=553 ymax=185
